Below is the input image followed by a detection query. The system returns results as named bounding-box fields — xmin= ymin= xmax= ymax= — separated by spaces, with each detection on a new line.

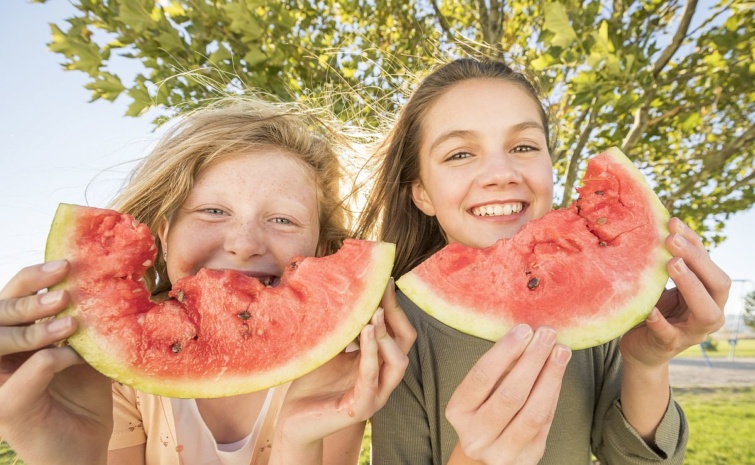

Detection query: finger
xmin=666 ymin=219 xmax=730 ymax=309
xmin=0 ymin=346 xmax=83 ymax=419
xmin=373 ymin=308 xmax=409 ymax=396
xmin=343 ymin=325 xmax=380 ymax=418
xmin=474 ymin=328 xmax=557 ymax=440
xmin=0 ymin=289 xmax=70 ymax=327
xmin=505 ymin=345 xmax=569 ymax=444
xmin=0 ymin=260 xmax=70 ymax=300
xmin=0 ymin=317 xmax=77 ymax=356
xmin=448 ymin=324 xmax=533 ymax=414
xmin=380 ymin=278 xmax=417 ymax=354
xmin=667 ymin=258 xmax=725 ymax=331
xmin=643 ymin=308 xmax=683 ymax=349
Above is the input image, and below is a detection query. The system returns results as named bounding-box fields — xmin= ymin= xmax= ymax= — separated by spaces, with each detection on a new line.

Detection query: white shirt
xmin=171 ymin=388 xmax=275 ymax=465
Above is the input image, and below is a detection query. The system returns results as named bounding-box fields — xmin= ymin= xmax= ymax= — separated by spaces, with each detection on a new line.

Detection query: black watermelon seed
xmin=527 ymin=277 xmax=540 ymax=290
xmin=238 ymin=311 xmax=251 ymax=320
xmin=171 ymin=342 xmax=182 ymax=353
xmin=595 ymin=190 xmax=604 ymax=195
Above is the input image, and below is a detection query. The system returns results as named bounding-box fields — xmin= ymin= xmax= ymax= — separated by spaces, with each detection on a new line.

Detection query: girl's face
xmin=412 ymin=78 xmax=554 ymax=248
xmin=159 ymin=150 xmax=320 ymax=287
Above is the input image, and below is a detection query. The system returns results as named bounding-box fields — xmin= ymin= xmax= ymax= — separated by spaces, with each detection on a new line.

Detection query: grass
xmin=3 ymin=387 xmax=753 ymax=465
xmin=677 ymin=337 xmax=755 ymax=358
xmin=674 ymin=386 xmax=755 ymax=465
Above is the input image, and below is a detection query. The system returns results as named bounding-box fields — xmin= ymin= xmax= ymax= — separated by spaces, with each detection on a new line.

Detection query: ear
xmin=411 ymin=180 xmax=436 ymax=217
xmin=157 ymin=219 xmax=170 ymax=256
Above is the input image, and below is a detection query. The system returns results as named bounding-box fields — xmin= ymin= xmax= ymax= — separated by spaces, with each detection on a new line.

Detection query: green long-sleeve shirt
xmin=371 ymin=291 xmax=688 ymax=464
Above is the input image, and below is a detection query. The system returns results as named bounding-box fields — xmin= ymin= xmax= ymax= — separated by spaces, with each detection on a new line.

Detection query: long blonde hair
xmin=110 ymin=96 xmax=351 ymax=295
xmin=355 ymin=58 xmax=553 ymax=278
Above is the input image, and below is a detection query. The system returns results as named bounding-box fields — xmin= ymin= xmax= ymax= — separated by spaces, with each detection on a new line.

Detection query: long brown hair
xmin=355 ymin=58 xmax=552 ymax=278
xmin=110 ymin=96 xmax=352 ymax=295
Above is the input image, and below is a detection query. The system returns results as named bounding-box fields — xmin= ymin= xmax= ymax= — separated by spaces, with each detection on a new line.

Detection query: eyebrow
xmin=427 ymin=121 xmax=546 ymax=154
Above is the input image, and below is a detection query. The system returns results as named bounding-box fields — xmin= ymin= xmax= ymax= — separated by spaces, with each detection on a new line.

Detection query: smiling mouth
xmin=471 ymin=202 xmax=524 ymax=217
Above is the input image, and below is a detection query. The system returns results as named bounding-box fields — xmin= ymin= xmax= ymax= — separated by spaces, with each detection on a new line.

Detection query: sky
xmin=2 ymin=1 xmax=753 ymax=321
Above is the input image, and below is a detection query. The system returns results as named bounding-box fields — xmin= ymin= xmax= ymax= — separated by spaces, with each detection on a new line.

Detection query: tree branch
xmin=553 ymin=102 xmax=591 ymax=164
xmin=430 ymin=0 xmax=453 ymax=36
xmin=728 ymin=170 xmax=755 ymax=195
xmin=652 ymin=0 xmax=698 ymax=77
xmin=702 ymin=124 xmax=755 ymax=172
xmin=664 ymin=124 xmax=755 ymax=209
xmin=620 ymin=99 xmax=651 ymax=155
xmin=560 ymin=97 xmax=600 ymax=207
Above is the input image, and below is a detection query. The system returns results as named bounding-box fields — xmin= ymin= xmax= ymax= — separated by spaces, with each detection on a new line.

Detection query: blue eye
xmin=204 ymin=208 xmax=225 ymax=215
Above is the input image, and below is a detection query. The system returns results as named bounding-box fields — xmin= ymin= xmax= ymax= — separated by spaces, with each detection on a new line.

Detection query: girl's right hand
xmin=445 ymin=325 xmax=571 ymax=465
xmin=0 ymin=260 xmax=113 ymax=465
xmin=270 ymin=280 xmax=416 ymax=465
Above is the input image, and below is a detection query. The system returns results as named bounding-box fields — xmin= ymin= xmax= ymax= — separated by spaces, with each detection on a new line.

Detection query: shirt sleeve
xmin=109 ymin=382 xmax=148 ymax=450
xmin=592 ymin=342 xmax=688 ymax=463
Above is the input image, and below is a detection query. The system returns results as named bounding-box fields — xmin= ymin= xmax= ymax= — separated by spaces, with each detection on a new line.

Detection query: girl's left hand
xmin=269 ymin=279 xmax=416 ymax=465
xmin=620 ymin=217 xmax=729 ymax=368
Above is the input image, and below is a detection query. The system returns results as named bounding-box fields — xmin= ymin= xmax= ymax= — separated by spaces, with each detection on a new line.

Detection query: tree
xmin=35 ymin=0 xmax=754 ymax=244
xmin=744 ymin=289 xmax=755 ymax=330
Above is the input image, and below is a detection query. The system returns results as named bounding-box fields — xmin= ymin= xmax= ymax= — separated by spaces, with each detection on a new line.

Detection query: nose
xmin=475 ymin=151 xmax=523 ymax=188
xmin=224 ymin=218 xmax=267 ymax=260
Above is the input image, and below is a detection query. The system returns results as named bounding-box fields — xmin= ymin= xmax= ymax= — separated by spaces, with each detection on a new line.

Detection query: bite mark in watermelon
xmin=46 ymin=204 xmax=395 ymax=398
xmin=396 ymin=147 xmax=671 ymax=350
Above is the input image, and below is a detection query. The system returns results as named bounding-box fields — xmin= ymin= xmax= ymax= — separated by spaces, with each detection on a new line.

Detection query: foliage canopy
xmin=36 ymin=0 xmax=754 ymax=244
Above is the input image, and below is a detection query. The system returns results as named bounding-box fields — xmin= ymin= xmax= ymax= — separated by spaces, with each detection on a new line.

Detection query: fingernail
xmin=364 ymin=324 xmax=375 ymax=341
xmin=40 ymin=290 xmax=63 ymax=305
xmin=537 ymin=327 xmax=557 ymax=345
xmin=646 ymin=308 xmax=660 ymax=322
xmin=673 ymin=258 xmax=688 ymax=274
xmin=47 ymin=317 xmax=72 ymax=335
xmin=672 ymin=234 xmax=686 ymax=249
xmin=553 ymin=346 xmax=572 ymax=365
xmin=512 ymin=324 xmax=533 ymax=340
xmin=374 ymin=307 xmax=385 ymax=325
xmin=42 ymin=260 xmax=67 ymax=273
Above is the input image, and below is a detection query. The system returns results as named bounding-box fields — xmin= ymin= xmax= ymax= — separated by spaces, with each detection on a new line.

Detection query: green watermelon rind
xmin=397 ymin=147 xmax=672 ymax=350
xmin=45 ymin=203 xmax=78 ymax=318
xmin=46 ymin=203 xmax=396 ymax=398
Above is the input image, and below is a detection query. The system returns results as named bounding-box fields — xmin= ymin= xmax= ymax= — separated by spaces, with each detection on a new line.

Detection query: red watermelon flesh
xmin=396 ymin=147 xmax=671 ymax=350
xmin=46 ymin=203 xmax=395 ymax=398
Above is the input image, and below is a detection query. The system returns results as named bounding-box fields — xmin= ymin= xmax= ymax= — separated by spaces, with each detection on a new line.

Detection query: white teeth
xmin=472 ymin=202 xmax=523 ymax=217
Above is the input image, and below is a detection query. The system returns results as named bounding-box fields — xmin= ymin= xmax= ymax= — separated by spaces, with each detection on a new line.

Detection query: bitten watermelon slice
xmin=46 ymin=204 xmax=395 ymax=398
xmin=396 ymin=147 xmax=671 ymax=350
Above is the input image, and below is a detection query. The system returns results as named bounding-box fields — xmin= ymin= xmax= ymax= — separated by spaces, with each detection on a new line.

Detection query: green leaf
xmin=117 ymin=1 xmax=157 ymax=34
xmin=126 ymin=80 xmax=153 ymax=117
xmin=244 ymin=48 xmax=267 ymax=67
xmin=84 ymin=72 xmax=125 ymax=101
xmin=543 ymin=2 xmax=578 ymax=48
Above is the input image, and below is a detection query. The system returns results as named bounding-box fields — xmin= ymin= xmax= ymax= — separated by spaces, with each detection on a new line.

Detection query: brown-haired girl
xmin=0 ymin=96 xmax=415 ymax=465
xmin=357 ymin=58 xmax=729 ymax=465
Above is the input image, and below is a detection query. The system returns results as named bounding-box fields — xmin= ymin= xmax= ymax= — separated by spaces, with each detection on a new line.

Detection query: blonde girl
xmin=357 ymin=58 xmax=728 ymax=465
xmin=0 ymin=96 xmax=414 ymax=465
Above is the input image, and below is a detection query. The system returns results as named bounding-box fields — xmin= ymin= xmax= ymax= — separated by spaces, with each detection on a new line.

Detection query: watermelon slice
xmin=396 ymin=147 xmax=671 ymax=350
xmin=46 ymin=204 xmax=395 ymax=398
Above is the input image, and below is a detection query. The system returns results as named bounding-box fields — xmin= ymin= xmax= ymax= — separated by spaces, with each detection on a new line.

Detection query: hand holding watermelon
xmin=270 ymin=282 xmax=416 ymax=464
xmin=0 ymin=260 xmax=112 ymax=465
xmin=445 ymin=325 xmax=571 ymax=464
xmin=620 ymin=217 xmax=729 ymax=369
